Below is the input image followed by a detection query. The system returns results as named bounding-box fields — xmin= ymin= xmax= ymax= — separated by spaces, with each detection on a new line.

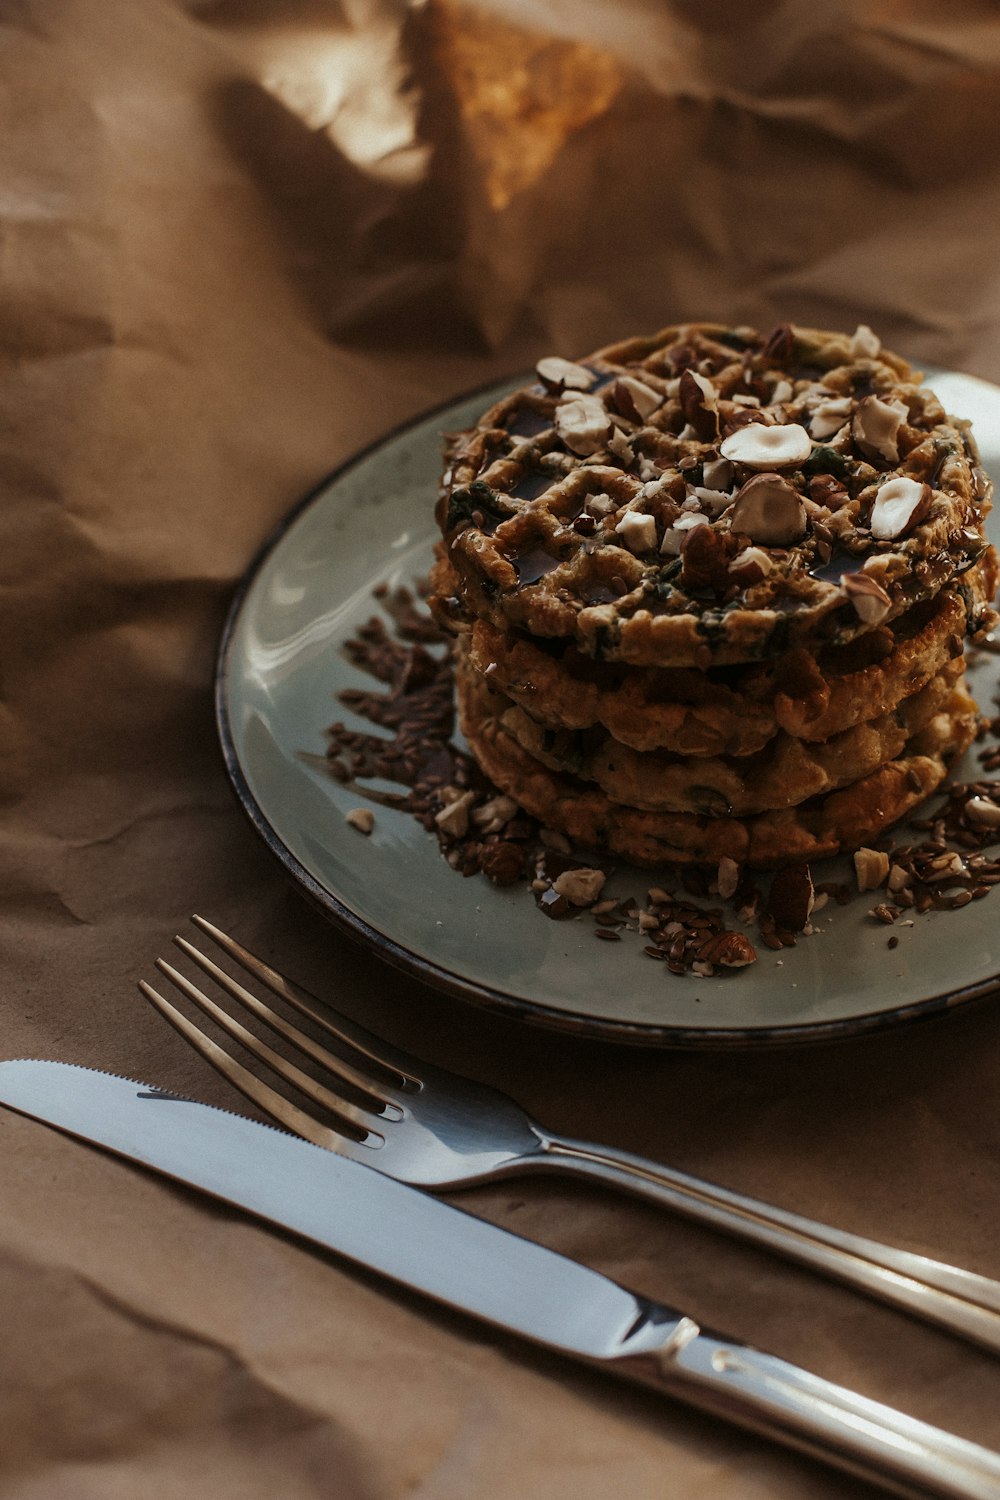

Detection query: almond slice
xmin=869 ymin=476 xmax=932 ymax=539
xmin=719 ymin=422 xmax=811 ymax=467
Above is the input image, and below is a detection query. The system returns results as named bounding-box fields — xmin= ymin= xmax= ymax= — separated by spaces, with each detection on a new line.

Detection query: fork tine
xmin=172 ymin=937 xmax=402 ymax=1115
xmin=137 ymin=980 xmax=376 ymax=1154
xmin=153 ymin=960 xmax=390 ymax=1139
xmin=190 ymin=915 xmax=420 ymax=1090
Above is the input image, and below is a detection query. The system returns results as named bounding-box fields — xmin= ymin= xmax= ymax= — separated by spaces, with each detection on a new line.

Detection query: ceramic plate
xmin=216 ymin=368 xmax=1000 ymax=1047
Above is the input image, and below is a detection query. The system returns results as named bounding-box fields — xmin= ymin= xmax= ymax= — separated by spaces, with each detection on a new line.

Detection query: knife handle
xmin=538 ymin=1134 xmax=1000 ymax=1354
xmin=617 ymin=1315 xmax=1000 ymax=1500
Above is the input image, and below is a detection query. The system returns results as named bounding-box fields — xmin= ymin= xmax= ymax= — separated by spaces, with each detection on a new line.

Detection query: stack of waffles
xmin=429 ymin=322 xmax=998 ymax=868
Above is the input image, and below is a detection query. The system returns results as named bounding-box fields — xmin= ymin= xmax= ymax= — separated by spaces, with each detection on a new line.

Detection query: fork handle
xmin=537 ymin=1133 xmax=1000 ymax=1354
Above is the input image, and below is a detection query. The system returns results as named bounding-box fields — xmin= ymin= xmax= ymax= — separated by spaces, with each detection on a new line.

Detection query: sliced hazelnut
xmin=887 ymin=864 xmax=911 ymax=893
xmin=660 ymin=510 xmax=708 ymax=555
xmin=717 ymin=856 xmax=740 ymax=900
xmin=555 ymin=393 xmax=612 ymax=455
xmin=771 ymin=378 xmax=794 ymax=405
xmin=607 ymin=427 xmax=635 ymax=465
xmin=810 ymin=395 xmax=853 ymax=439
xmin=728 ymin=545 xmax=773 ymax=586
xmin=850 ymin=323 xmax=881 ymax=359
xmin=966 ymin=796 xmax=1000 ymax=828
xmin=679 ymin=368 xmax=720 ymax=440
xmin=869 ymin=476 xmax=932 ymax=539
xmin=536 ymin=355 xmax=594 ymax=390
xmin=853 ymin=847 xmax=889 ymax=892
xmin=614 ymin=509 xmax=657 ymax=553
xmin=552 ymin=867 xmax=607 ymax=906
xmin=731 ymin=393 xmax=761 ymax=408
xmin=434 ymin=790 xmax=476 ymax=838
xmin=841 ymin=571 xmax=892 ymax=624
xmin=608 ymin=375 xmax=662 ymax=421
xmin=852 ymin=394 xmax=908 ymax=464
xmin=730 ymin=473 xmax=807 ymax=546
xmin=345 ymin=807 xmax=375 ymax=835
xmin=586 ymin=492 xmax=614 ymax=517
xmin=766 ymin=863 xmax=814 ymax=932
xmin=702 ymin=457 xmax=734 ymax=491
xmin=720 ymin=422 xmax=812 ymax=467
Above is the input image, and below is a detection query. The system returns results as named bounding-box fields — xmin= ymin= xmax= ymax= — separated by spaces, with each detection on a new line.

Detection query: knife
xmin=1 ymin=1061 xmax=997 ymax=1500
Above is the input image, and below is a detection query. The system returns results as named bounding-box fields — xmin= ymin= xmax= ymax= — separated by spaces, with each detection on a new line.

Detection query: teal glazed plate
xmin=216 ymin=367 xmax=1000 ymax=1047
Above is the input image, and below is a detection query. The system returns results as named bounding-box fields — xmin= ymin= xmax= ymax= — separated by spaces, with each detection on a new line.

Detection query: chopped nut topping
xmin=555 ymin=393 xmax=611 ymax=455
xmin=869 ymin=476 xmax=932 ymax=539
xmin=680 ymin=369 xmax=720 ymax=440
xmin=850 ymin=323 xmax=881 ymax=358
xmin=771 ymin=378 xmax=794 ymax=404
xmin=853 ymin=847 xmax=889 ymax=892
xmin=615 ymin=509 xmax=657 ymax=553
xmin=434 ymin=790 xmax=476 ymax=837
xmin=660 ymin=510 xmax=709 ymax=555
xmin=967 ymin=796 xmax=1000 ymax=828
xmin=607 ymin=427 xmax=635 ymax=465
xmin=810 ymin=395 xmax=853 ymax=439
xmin=717 ymin=856 xmax=740 ymax=900
xmin=852 ymin=394 xmax=908 ymax=463
xmin=552 ymin=867 xmax=607 ymax=906
xmin=345 ymin=807 xmax=375 ymax=835
xmin=727 ymin=545 xmax=774 ymax=587
xmin=702 ymin=457 xmax=734 ymax=491
xmin=841 ymin=570 xmax=892 ymax=623
xmin=688 ymin=484 xmax=734 ymax=515
xmin=719 ymin=422 xmax=811 ymax=467
xmin=730 ymin=472 xmax=807 ymax=545
xmin=536 ymin=355 xmax=594 ymax=390
xmin=614 ymin=374 xmax=663 ymax=419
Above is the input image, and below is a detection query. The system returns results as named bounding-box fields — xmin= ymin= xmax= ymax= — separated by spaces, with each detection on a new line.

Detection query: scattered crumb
xmin=345 ymin=807 xmax=375 ymax=835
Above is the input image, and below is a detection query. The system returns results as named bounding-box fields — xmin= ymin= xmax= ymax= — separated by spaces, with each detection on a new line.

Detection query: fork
xmin=139 ymin=914 xmax=1000 ymax=1355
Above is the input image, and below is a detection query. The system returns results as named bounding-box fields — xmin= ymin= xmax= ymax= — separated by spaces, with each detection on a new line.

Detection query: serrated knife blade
xmin=1 ymin=1059 xmax=999 ymax=1500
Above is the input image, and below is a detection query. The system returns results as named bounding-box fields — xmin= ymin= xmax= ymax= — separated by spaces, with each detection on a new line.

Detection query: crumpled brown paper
xmin=3 ymin=2 xmax=1000 ymax=1496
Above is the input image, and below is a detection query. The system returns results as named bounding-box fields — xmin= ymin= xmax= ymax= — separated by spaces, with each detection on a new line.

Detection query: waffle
xmin=432 ymin=320 xmax=997 ymax=868
xmin=458 ymin=667 xmax=980 ymax=868
xmin=462 ymin=652 xmax=965 ymax=817
xmin=454 ymin=547 xmax=997 ymax=757
xmin=432 ymin=322 xmax=992 ymax=669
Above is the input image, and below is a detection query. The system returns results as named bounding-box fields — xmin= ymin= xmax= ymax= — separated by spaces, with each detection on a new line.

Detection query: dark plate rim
xmin=213 ymin=379 xmax=1000 ymax=1050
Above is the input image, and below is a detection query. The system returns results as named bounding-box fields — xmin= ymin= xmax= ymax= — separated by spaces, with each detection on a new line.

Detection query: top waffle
xmin=433 ymin=322 xmax=994 ymax=668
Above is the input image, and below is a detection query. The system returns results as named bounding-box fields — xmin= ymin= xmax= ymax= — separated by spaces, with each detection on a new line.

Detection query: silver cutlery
xmin=135 ymin=915 xmax=1000 ymax=1356
xmin=2 ymin=1058 xmax=999 ymax=1500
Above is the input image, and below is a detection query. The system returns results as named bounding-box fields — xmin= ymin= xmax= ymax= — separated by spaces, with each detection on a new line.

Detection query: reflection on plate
xmin=216 ymin=370 xmax=1000 ymax=1047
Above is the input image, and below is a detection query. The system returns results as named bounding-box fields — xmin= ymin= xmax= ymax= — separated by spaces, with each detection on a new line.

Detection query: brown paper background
xmin=4 ymin=1 xmax=1000 ymax=1494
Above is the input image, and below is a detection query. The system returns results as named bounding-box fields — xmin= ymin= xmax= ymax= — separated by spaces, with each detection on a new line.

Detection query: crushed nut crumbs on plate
xmin=323 ymin=583 xmax=1000 ymax=981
